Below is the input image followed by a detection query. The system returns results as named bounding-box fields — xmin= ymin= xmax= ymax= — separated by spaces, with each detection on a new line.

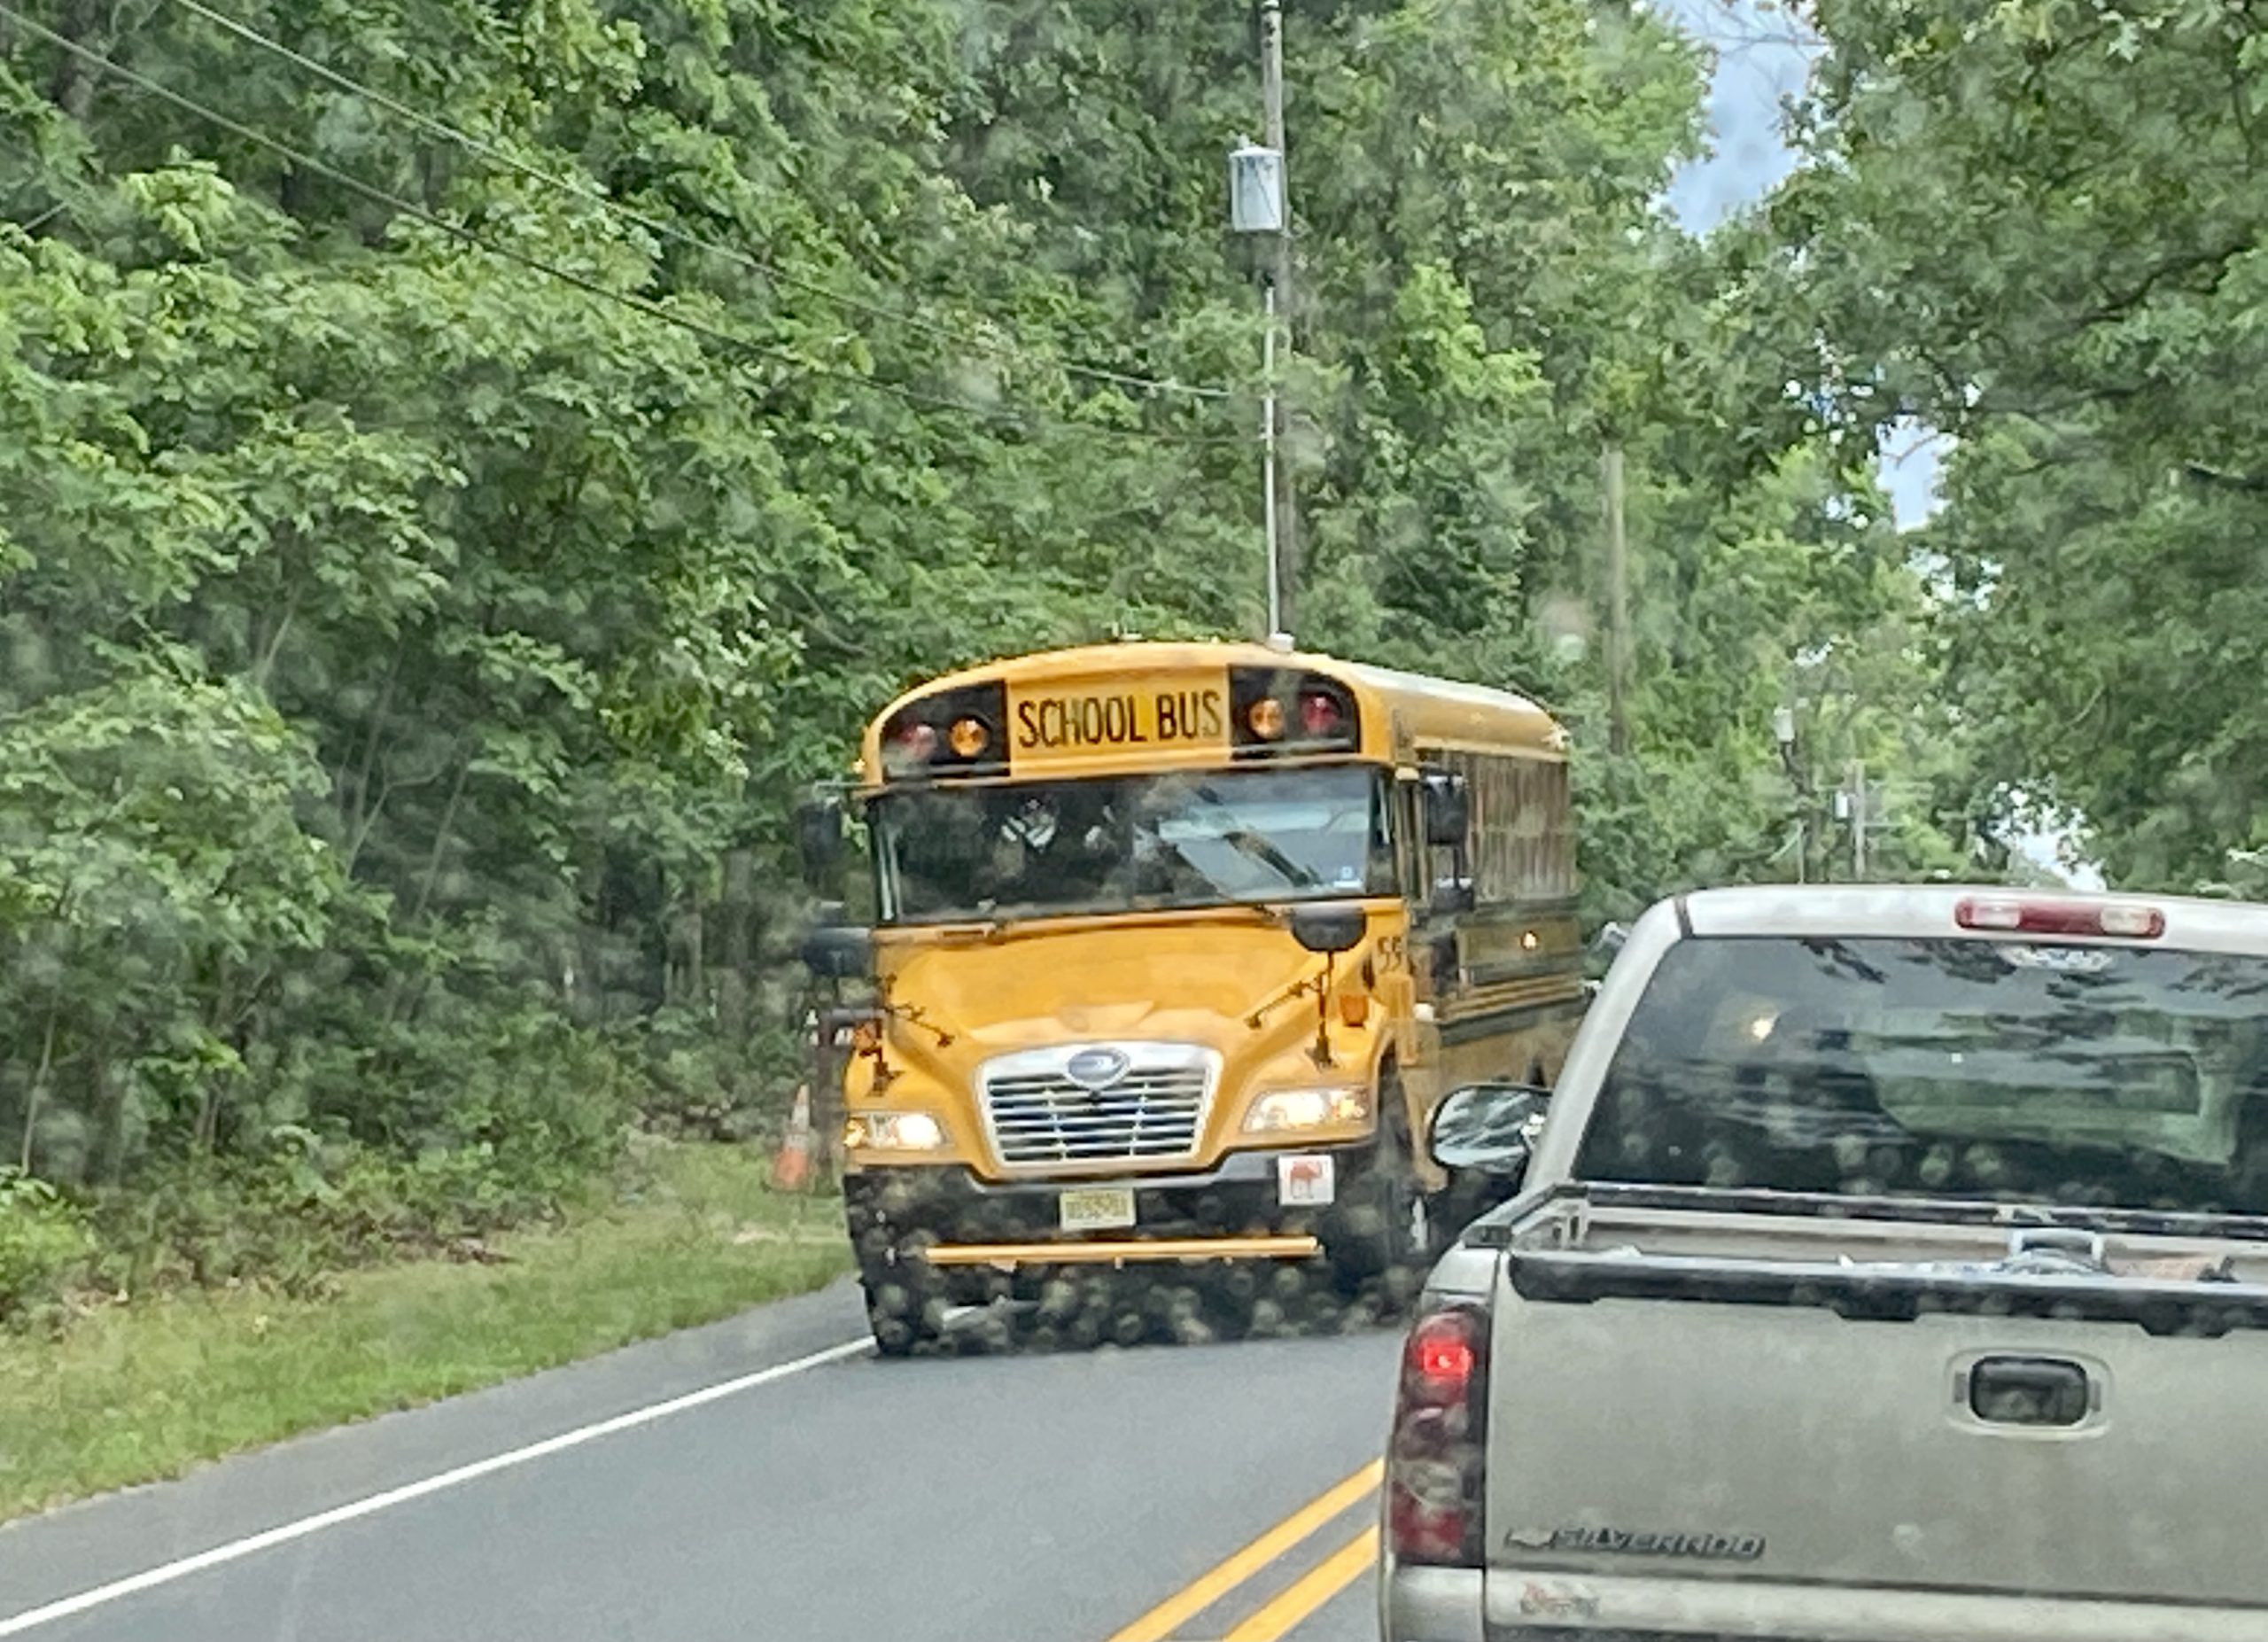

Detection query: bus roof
xmin=860 ymin=640 xmax=1567 ymax=775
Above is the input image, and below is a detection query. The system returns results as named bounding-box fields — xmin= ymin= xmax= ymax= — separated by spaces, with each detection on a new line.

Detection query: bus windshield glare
xmin=872 ymin=767 xmax=1394 ymax=923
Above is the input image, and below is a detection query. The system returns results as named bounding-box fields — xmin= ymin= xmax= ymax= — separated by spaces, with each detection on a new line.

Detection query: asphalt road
xmin=0 ymin=1279 xmax=1402 ymax=1642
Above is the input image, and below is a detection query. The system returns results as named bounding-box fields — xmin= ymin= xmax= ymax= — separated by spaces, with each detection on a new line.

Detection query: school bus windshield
xmin=872 ymin=766 xmax=1394 ymax=923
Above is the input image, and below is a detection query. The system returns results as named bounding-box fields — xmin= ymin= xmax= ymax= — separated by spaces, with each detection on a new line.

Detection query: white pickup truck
xmin=1382 ymin=884 xmax=2268 ymax=1642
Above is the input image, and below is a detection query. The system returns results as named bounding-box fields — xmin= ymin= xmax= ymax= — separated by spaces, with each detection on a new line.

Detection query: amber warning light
xmin=1231 ymin=670 xmax=1356 ymax=753
xmin=879 ymin=683 xmax=1007 ymax=778
xmin=948 ymin=717 xmax=990 ymax=759
xmin=1955 ymin=897 xmax=2165 ymax=939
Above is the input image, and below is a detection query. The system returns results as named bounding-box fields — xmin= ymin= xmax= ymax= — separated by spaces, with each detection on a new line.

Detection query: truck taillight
xmin=1385 ymin=1304 xmax=1488 ymax=1568
xmin=1955 ymin=896 xmax=2165 ymax=939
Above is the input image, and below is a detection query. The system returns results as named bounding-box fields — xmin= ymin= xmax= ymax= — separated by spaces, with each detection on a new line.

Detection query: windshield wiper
xmin=1185 ymin=783 xmax=1321 ymax=889
xmin=1223 ymin=826 xmax=1317 ymax=887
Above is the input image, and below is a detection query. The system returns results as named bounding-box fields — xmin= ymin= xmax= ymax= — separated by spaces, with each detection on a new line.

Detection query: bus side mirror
xmin=1289 ymin=902 xmax=1367 ymax=955
xmin=1430 ymin=878 xmax=1476 ymax=918
xmin=1422 ymin=770 xmax=1468 ymax=848
xmin=796 ymin=798 xmax=846 ymax=888
xmin=800 ymin=922 xmax=873 ymax=981
xmin=1593 ymin=922 xmax=1628 ymax=957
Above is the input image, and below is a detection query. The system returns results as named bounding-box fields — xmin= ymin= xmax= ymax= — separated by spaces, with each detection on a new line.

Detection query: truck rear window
xmin=1575 ymin=935 xmax=2268 ymax=1215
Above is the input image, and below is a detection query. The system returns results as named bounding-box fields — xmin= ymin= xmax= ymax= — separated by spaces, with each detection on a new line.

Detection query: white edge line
xmin=0 ymin=1335 xmax=872 ymax=1636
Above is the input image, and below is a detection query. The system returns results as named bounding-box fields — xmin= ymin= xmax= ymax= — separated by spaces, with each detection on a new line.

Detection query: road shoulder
xmin=0 ymin=1278 xmax=870 ymax=1625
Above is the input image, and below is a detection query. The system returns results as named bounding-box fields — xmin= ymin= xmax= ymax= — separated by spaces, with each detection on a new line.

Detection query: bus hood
xmin=858 ymin=911 xmax=1397 ymax=1177
xmin=875 ymin=915 xmax=1368 ymax=1056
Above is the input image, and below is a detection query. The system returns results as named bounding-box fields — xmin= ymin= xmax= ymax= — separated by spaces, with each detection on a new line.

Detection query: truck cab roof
xmin=1670 ymin=882 xmax=2268 ymax=949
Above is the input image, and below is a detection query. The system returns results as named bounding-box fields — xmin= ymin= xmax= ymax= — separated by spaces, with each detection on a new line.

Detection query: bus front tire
xmin=858 ymin=1242 xmax=946 ymax=1357
xmin=1322 ymin=1093 xmax=1434 ymax=1296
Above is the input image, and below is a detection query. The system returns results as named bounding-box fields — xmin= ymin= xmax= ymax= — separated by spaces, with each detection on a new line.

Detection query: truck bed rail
xmin=1504 ymin=1245 xmax=2268 ymax=1335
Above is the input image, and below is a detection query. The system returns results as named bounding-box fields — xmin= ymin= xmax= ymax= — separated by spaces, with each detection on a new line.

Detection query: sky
xmin=1653 ymin=4 xmax=2096 ymax=887
xmin=1656 ymin=1 xmax=1946 ymax=533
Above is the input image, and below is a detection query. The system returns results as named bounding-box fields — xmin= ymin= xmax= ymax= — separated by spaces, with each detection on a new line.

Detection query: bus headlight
xmin=844 ymin=1111 xmax=949 ymax=1151
xmin=1243 ymin=1086 xmax=1370 ymax=1133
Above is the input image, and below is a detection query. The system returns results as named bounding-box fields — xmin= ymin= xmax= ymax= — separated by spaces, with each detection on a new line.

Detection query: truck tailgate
xmin=1485 ymin=1255 xmax=2268 ymax=1608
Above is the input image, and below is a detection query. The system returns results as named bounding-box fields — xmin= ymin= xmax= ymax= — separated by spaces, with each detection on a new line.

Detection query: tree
xmin=0 ymin=0 xmax=1975 ymax=1281
xmin=1769 ymin=0 xmax=2268 ymax=885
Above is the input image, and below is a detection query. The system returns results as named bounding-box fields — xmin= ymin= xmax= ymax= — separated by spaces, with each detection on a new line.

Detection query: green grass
xmin=0 ymin=1140 xmax=850 ymax=1523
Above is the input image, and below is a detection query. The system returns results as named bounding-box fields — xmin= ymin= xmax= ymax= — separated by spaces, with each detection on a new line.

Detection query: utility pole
xmin=1262 ymin=284 xmax=1280 ymax=635
xmin=1602 ymin=444 xmax=1631 ymax=756
xmin=1851 ymin=759 xmax=1868 ymax=880
xmin=1260 ymin=0 xmax=1298 ymax=637
xmin=1774 ymin=706 xmax=1806 ymax=884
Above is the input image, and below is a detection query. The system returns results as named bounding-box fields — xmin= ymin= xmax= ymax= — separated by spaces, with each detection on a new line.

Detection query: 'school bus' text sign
xmin=1006 ymin=675 xmax=1229 ymax=769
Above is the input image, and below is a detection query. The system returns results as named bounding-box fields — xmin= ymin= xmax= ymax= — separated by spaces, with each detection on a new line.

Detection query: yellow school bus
xmin=803 ymin=640 xmax=1583 ymax=1351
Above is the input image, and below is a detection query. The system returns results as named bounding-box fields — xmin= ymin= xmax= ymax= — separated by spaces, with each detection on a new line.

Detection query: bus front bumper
xmin=923 ymin=1234 xmax=1319 ymax=1267
xmin=842 ymin=1144 xmax=1373 ymax=1272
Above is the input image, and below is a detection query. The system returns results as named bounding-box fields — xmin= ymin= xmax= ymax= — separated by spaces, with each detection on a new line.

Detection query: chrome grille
xmin=981 ymin=1047 xmax=1214 ymax=1169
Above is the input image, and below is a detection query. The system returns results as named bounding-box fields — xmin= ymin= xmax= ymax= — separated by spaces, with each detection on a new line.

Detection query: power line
xmin=167 ymin=0 xmax=1235 ymax=407
xmin=4 ymin=4 xmax=1244 ymax=446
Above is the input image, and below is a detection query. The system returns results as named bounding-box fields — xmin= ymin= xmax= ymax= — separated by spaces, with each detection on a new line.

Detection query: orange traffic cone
xmin=771 ymin=1083 xmax=815 ymax=1192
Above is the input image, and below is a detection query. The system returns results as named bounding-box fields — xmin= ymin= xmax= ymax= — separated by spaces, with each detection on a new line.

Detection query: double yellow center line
xmin=1106 ymin=1459 xmax=1383 ymax=1642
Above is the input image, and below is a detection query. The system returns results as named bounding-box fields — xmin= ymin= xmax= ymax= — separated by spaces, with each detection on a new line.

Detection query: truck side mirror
xmin=1421 ymin=769 xmax=1469 ymax=848
xmin=795 ymin=798 xmax=846 ymax=888
xmin=1428 ymin=1082 xmax=1550 ymax=1177
xmin=1289 ymin=901 xmax=1366 ymax=954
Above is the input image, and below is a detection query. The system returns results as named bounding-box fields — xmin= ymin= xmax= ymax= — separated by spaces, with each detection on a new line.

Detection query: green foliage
xmin=81 ymin=1016 xmax=639 ymax=1300
xmin=0 ymin=0 xmax=1976 ymax=1311
xmin=0 ymin=1169 xmax=91 ymax=1324
xmin=1773 ymin=0 xmax=2268 ymax=885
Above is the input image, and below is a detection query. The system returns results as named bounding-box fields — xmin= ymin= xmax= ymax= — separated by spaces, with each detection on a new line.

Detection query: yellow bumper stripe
xmin=920 ymin=1234 xmax=1320 ymax=1268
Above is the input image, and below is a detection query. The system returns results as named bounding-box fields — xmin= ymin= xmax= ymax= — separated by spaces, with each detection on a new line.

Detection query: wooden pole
xmin=1261 ymin=0 xmax=1298 ymax=635
xmin=1603 ymin=444 xmax=1631 ymax=755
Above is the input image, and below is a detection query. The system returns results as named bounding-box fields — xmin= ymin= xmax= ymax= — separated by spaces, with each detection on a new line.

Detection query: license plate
xmin=1059 ymin=1187 xmax=1137 ymax=1232
xmin=1006 ymin=674 xmax=1228 ymax=769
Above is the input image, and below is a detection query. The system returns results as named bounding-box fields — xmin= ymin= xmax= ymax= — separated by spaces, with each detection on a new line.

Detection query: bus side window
xmin=1395 ymin=778 xmax=1428 ymax=899
xmin=1369 ymin=782 xmax=1400 ymax=892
